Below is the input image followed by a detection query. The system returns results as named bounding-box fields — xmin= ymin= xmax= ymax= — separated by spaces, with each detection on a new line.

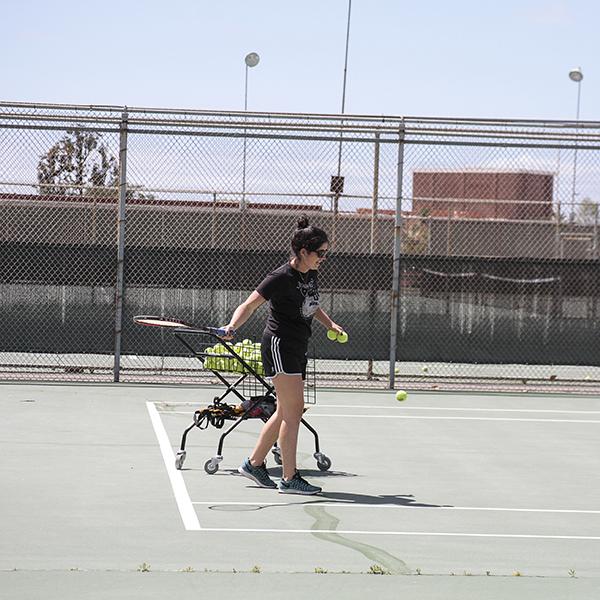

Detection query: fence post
xmin=366 ymin=132 xmax=380 ymax=381
xmin=113 ymin=109 xmax=129 ymax=382
xmin=594 ymin=204 xmax=599 ymax=259
xmin=389 ymin=123 xmax=406 ymax=389
xmin=370 ymin=132 xmax=380 ymax=253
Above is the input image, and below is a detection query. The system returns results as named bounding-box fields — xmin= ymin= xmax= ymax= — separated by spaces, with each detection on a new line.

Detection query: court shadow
xmin=216 ymin=467 xmax=357 ymax=479
xmin=318 ymin=491 xmax=452 ymax=508
xmin=267 ymin=467 xmax=358 ymax=478
xmin=205 ymin=492 xmax=451 ymax=511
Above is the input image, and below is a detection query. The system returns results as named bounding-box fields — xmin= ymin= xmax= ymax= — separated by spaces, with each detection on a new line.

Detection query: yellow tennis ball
xmin=327 ymin=329 xmax=338 ymax=341
xmin=337 ymin=331 xmax=348 ymax=344
xmin=395 ymin=390 xmax=408 ymax=402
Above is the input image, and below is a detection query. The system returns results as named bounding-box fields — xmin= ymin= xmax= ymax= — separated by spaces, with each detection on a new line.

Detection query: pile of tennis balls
xmin=327 ymin=329 xmax=349 ymax=343
xmin=204 ymin=339 xmax=264 ymax=375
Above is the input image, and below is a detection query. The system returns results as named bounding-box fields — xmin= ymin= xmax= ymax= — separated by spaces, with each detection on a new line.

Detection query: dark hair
xmin=291 ymin=215 xmax=328 ymax=257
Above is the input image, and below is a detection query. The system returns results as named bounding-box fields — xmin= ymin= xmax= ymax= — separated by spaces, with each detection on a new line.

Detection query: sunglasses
xmin=312 ymin=248 xmax=329 ymax=258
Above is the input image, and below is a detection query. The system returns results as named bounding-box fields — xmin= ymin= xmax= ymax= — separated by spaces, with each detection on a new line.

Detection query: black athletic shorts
xmin=261 ymin=333 xmax=307 ymax=380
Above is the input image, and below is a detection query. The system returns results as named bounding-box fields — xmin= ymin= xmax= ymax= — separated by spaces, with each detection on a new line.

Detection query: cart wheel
xmin=271 ymin=449 xmax=282 ymax=465
xmin=204 ymin=459 xmax=219 ymax=475
xmin=317 ymin=456 xmax=332 ymax=471
xmin=175 ymin=451 xmax=186 ymax=470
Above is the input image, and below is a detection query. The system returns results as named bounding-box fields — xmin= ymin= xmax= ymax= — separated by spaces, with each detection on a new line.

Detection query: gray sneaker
xmin=238 ymin=458 xmax=277 ymax=489
xmin=278 ymin=471 xmax=322 ymax=495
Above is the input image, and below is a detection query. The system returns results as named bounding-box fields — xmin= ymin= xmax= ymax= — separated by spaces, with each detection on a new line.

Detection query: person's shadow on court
xmin=260 ymin=468 xmax=450 ymax=507
xmin=317 ymin=491 xmax=451 ymax=508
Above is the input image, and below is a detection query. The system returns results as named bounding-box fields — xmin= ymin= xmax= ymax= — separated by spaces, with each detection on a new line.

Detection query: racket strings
xmin=192 ymin=395 xmax=277 ymax=429
xmin=193 ymin=403 xmax=244 ymax=429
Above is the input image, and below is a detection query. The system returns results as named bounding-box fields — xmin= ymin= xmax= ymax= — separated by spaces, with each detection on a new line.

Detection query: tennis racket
xmin=133 ymin=315 xmax=234 ymax=338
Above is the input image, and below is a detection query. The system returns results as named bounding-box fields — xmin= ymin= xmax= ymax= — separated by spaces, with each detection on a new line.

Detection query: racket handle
xmin=208 ymin=327 xmax=235 ymax=338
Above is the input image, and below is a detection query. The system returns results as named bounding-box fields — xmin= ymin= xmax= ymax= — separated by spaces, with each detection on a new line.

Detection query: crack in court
xmin=304 ymin=505 xmax=412 ymax=575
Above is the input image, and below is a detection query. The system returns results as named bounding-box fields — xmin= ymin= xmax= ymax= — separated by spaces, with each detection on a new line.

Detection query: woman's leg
xmin=249 ymin=408 xmax=282 ymax=466
xmin=270 ymin=373 xmax=305 ymax=480
xmin=248 ymin=374 xmax=304 ymax=471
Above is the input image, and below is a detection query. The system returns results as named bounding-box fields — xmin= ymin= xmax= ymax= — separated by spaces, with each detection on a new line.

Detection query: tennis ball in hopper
xmin=327 ymin=329 xmax=338 ymax=341
xmin=337 ymin=331 xmax=349 ymax=344
xmin=395 ymin=390 xmax=408 ymax=402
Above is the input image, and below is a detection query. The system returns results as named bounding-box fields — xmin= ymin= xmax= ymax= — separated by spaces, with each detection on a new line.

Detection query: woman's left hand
xmin=330 ymin=322 xmax=345 ymax=336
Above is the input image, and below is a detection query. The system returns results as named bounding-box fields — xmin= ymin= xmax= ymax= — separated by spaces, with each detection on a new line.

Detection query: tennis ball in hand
xmin=337 ymin=331 xmax=349 ymax=344
xmin=395 ymin=390 xmax=408 ymax=402
xmin=327 ymin=329 xmax=338 ymax=341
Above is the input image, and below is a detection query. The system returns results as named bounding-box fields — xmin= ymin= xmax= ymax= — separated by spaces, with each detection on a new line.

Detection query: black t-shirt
xmin=256 ymin=262 xmax=320 ymax=346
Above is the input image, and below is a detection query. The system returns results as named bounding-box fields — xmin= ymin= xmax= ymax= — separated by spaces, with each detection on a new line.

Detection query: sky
xmin=2 ymin=0 xmax=598 ymax=121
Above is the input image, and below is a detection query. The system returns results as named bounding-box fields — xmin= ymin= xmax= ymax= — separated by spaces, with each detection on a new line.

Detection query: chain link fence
xmin=1 ymin=102 xmax=600 ymax=391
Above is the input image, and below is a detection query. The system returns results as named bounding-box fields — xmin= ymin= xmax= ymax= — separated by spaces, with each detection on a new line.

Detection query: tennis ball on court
xmin=395 ymin=390 xmax=408 ymax=402
xmin=337 ymin=331 xmax=349 ymax=344
xmin=327 ymin=329 xmax=338 ymax=341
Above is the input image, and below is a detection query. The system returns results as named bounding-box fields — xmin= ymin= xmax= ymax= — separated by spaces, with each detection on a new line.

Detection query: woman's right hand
xmin=219 ymin=325 xmax=236 ymax=340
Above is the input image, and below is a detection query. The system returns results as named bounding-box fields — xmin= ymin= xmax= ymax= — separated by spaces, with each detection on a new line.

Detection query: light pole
xmin=569 ymin=67 xmax=583 ymax=222
xmin=331 ymin=0 xmax=352 ymax=230
xmin=242 ymin=52 xmax=260 ymax=210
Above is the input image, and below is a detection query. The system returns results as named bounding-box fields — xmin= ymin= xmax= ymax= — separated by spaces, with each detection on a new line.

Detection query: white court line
xmin=192 ymin=501 xmax=600 ymax=514
xmin=195 ymin=528 xmax=600 ymax=540
xmin=316 ymin=405 xmax=600 ymax=415
xmin=156 ymin=410 xmax=600 ymax=423
xmin=305 ymin=414 xmax=600 ymax=424
xmin=156 ymin=402 xmax=600 ymax=415
xmin=145 ymin=402 xmax=201 ymax=531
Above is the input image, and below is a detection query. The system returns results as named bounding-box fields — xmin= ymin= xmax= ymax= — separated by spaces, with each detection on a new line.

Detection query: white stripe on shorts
xmin=271 ymin=335 xmax=284 ymax=373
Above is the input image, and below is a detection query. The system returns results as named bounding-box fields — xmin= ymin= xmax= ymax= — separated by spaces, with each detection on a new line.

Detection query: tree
xmin=576 ymin=197 xmax=599 ymax=226
xmin=37 ymin=130 xmax=154 ymax=201
xmin=37 ymin=130 xmax=118 ymax=197
xmin=403 ymin=219 xmax=430 ymax=254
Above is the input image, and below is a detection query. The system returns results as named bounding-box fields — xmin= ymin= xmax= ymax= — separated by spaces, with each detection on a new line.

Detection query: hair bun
xmin=297 ymin=215 xmax=310 ymax=230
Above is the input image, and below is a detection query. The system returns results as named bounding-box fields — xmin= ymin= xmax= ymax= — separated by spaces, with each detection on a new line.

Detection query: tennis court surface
xmin=2 ymin=382 xmax=599 ymax=599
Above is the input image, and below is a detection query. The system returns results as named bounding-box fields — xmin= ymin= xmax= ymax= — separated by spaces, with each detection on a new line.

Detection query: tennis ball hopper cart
xmin=134 ymin=316 xmax=332 ymax=474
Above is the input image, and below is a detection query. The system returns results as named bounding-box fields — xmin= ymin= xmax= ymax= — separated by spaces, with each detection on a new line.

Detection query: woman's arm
xmin=221 ymin=290 xmax=266 ymax=338
xmin=314 ymin=307 xmax=344 ymax=334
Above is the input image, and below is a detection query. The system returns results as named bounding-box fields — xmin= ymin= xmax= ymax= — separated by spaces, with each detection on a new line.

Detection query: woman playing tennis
xmin=221 ymin=215 xmax=344 ymax=495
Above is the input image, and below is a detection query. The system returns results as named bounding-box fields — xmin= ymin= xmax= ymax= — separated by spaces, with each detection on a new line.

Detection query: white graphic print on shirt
xmin=297 ymin=279 xmax=319 ymax=319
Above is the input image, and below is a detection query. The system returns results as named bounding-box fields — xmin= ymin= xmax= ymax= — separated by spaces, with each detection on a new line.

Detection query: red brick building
xmin=412 ymin=170 xmax=554 ymax=221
